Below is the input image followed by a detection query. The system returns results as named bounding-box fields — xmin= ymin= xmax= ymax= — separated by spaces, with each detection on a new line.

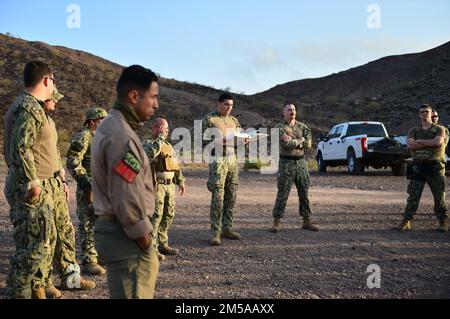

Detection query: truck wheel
xmin=317 ymin=153 xmax=327 ymax=173
xmin=347 ymin=149 xmax=364 ymax=175
xmin=391 ymin=163 xmax=406 ymax=176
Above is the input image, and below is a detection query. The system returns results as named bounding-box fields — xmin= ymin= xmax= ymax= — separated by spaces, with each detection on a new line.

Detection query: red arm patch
xmin=114 ymin=160 xmax=138 ymax=184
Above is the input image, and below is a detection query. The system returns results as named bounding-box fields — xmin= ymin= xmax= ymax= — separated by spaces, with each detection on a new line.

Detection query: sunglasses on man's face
xmin=420 ymin=110 xmax=430 ymax=114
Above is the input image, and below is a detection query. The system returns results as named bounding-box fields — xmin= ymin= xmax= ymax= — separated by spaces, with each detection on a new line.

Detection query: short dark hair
xmin=24 ymin=61 xmax=52 ymax=87
xmin=218 ymin=93 xmax=233 ymax=103
xmin=420 ymin=104 xmax=432 ymax=110
xmin=117 ymin=65 xmax=158 ymax=100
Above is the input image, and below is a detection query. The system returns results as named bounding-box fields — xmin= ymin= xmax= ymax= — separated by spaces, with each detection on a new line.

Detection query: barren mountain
xmin=1 ymin=33 xmax=449 ymax=154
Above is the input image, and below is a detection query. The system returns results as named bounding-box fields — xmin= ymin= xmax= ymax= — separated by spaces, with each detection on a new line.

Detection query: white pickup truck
xmin=316 ymin=121 xmax=409 ymax=175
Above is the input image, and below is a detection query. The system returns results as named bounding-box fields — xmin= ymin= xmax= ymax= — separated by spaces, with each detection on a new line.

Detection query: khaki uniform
xmin=92 ymin=101 xmax=159 ymax=299
xmin=272 ymin=120 xmax=313 ymax=219
xmin=202 ymin=111 xmax=240 ymax=233
xmin=143 ymin=138 xmax=185 ymax=249
xmin=403 ymin=124 xmax=448 ymax=221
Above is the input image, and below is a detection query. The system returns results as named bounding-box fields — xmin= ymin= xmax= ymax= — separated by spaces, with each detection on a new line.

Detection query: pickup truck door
xmin=322 ymin=126 xmax=337 ymax=160
xmin=327 ymin=125 xmax=345 ymax=160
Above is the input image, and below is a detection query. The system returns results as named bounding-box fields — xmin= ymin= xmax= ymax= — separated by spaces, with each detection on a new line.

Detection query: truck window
xmin=327 ymin=127 xmax=337 ymax=139
xmin=335 ymin=125 xmax=344 ymax=137
xmin=346 ymin=124 xmax=387 ymax=138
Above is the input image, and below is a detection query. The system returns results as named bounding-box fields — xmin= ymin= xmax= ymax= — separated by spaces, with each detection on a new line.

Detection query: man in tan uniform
xmin=92 ymin=65 xmax=160 ymax=299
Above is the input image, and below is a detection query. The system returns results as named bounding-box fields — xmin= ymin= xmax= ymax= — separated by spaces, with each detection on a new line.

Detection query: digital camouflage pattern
xmin=407 ymin=124 xmax=446 ymax=162
xmin=4 ymin=93 xmax=57 ymax=298
xmin=272 ymin=120 xmax=313 ymax=220
xmin=272 ymin=158 xmax=312 ymax=219
xmin=67 ymin=127 xmax=98 ymax=264
xmin=144 ymin=138 xmax=185 ymax=248
xmin=5 ymin=177 xmax=57 ymax=298
xmin=275 ymin=120 xmax=312 ymax=158
xmin=403 ymin=161 xmax=448 ymax=221
xmin=207 ymin=156 xmax=239 ymax=232
xmin=85 ymin=107 xmax=108 ymax=121
xmin=152 ymin=183 xmax=176 ymax=248
xmin=44 ymin=177 xmax=79 ymax=286
xmin=202 ymin=111 xmax=241 ymax=233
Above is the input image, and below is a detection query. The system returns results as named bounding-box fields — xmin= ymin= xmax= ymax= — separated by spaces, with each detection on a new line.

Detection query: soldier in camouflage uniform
xmin=41 ymin=89 xmax=96 ymax=298
xmin=202 ymin=93 xmax=244 ymax=246
xmin=396 ymin=104 xmax=448 ymax=232
xmin=143 ymin=118 xmax=186 ymax=260
xmin=66 ymin=107 xmax=108 ymax=275
xmin=270 ymin=104 xmax=319 ymax=233
xmin=3 ymin=61 xmax=57 ymax=299
xmin=432 ymin=110 xmax=449 ymax=147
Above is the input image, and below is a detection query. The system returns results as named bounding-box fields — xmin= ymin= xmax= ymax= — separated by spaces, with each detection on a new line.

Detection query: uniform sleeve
xmin=302 ymin=126 xmax=312 ymax=150
xmin=407 ymin=128 xmax=415 ymax=140
xmin=174 ymin=169 xmax=185 ymax=185
xmin=142 ymin=135 xmax=165 ymax=160
xmin=279 ymin=125 xmax=300 ymax=150
xmin=66 ymin=130 xmax=91 ymax=186
xmin=106 ymin=135 xmax=153 ymax=239
xmin=436 ymin=125 xmax=445 ymax=138
xmin=14 ymin=107 xmax=44 ymax=190
xmin=201 ymin=116 xmax=212 ymax=148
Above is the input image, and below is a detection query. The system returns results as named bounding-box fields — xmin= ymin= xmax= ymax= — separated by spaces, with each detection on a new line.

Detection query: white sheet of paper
xmin=225 ymin=131 xmax=269 ymax=141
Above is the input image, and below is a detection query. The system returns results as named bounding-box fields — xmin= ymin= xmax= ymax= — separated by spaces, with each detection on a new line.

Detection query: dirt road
xmin=0 ymin=168 xmax=449 ymax=299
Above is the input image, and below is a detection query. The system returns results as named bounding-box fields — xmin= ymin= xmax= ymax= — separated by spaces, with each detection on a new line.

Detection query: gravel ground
xmin=0 ymin=167 xmax=449 ymax=299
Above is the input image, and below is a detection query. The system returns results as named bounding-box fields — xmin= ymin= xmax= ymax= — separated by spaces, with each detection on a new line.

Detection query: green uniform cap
xmin=85 ymin=107 xmax=108 ymax=121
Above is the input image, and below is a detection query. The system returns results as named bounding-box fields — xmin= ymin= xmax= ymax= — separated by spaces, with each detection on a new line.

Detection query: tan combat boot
xmin=438 ymin=218 xmax=448 ymax=232
xmin=45 ymin=283 xmax=62 ymax=299
xmin=60 ymin=277 xmax=96 ymax=290
xmin=221 ymin=229 xmax=241 ymax=240
xmin=83 ymin=263 xmax=106 ymax=276
xmin=159 ymin=245 xmax=179 ymax=256
xmin=270 ymin=218 xmax=281 ymax=233
xmin=210 ymin=231 xmax=221 ymax=246
xmin=395 ymin=219 xmax=412 ymax=231
xmin=302 ymin=218 xmax=319 ymax=231
xmin=31 ymin=287 xmax=46 ymax=299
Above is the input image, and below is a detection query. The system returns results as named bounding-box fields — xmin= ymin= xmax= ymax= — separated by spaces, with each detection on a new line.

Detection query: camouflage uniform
xmin=143 ymin=137 xmax=185 ymax=249
xmin=403 ymin=124 xmax=448 ymax=221
xmin=3 ymin=92 xmax=58 ymax=298
xmin=66 ymin=108 xmax=108 ymax=265
xmin=272 ymin=120 xmax=313 ymax=219
xmin=202 ymin=111 xmax=240 ymax=233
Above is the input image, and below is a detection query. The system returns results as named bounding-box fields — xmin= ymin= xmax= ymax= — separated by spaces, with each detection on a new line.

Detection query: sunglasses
xmin=420 ymin=110 xmax=430 ymax=114
xmin=432 ymin=115 xmax=439 ymax=118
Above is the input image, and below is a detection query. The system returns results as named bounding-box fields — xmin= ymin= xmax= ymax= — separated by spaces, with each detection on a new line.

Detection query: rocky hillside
xmin=1 ymin=33 xmax=449 ymax=155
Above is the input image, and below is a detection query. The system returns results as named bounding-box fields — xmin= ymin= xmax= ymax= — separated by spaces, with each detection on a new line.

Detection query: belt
xmin=156 ymin=177 xmax=174 ymax=185
xmin=96 ymin=215 xmax=118 ymax=222
xmin=280 ymin=155 xmax=304 ymax=161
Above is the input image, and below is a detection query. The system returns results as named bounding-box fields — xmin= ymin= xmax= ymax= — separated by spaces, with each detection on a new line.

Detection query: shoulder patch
xmin=113 ymin=150 xmax=142 ymax=183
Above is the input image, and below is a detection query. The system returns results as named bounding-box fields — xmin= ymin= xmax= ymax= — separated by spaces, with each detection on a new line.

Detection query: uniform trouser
xmin=4 ymin=175 xmax=57 ymax=298
xmin=207 ymin=156 xmax=239 ymax=232
xmin=45 ymin=178 xmax=79 ymax=287
xmin=403 ymin=162 xmax=448 ymax=221
xmin=272 ymin=158 xmax=312 ymax=219
xmin=76 ymin=185 xmax=98 ymax=265
xmin=94 ymin=220 xmax=159 ymax=299
xmin=151 ymin=183 xmax=176 ymax=248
